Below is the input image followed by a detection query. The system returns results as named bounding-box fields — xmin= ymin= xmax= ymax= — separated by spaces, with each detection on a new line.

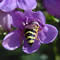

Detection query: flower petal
xmin=0 ymin=11 xmax=12 ymax=31
xmin=2 ymin=30 xmax=23 ymax=50
xmin=24 ymin=11 xmax=45 ymax=24
xmin=11 ymin=11 xmax=25 ymax=29
xmin=22 ymin=39 xmax=40 ymax=54
xmin=43 ymin=0 xmax=60 ymax=18
xmin=0 ymin=0 xmax=17 ymax=12
xmin=39 ymin=24 xmax=58 ymax=44
xmin=17 ymin=0 xmax=37 ymax=10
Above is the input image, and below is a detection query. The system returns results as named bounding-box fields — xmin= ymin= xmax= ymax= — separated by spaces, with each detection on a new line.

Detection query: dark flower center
xmin=0 ymin=0 xmax=2 ymax=2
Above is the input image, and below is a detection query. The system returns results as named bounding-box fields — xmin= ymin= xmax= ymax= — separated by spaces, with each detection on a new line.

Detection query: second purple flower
xmin=0 ymin=0 xmax=37 ymax=12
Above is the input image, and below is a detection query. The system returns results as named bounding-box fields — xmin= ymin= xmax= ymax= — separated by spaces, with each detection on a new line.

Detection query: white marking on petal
xmin=22 ymin=22 xmax=26 ymax=26
xmin=26 ymin=18 xmax=28 ymax=25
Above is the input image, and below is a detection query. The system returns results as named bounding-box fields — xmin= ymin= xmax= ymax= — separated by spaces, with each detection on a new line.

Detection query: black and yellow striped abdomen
xmin=24 ymin=29 xmax=36 ymax=46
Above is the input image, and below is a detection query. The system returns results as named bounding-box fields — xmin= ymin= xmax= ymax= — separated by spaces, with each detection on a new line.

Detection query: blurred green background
xmin=0 ymin=0 xmax=60 ymax=60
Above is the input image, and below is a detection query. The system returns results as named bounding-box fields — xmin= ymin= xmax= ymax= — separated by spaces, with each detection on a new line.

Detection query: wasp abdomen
xmin=24 ymin=29 xmax=36 ymax=46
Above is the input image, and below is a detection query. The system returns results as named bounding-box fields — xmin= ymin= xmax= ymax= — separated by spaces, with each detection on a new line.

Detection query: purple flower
xmin=0 ymin=0 xmax=37 ymax=12
xmin=0 ymin=11 xmax=12 ymax=31
xmin=2 ymin=11 xmax=58 ymax=54
xmin=43 ymin=0 xmax=60 ymax=18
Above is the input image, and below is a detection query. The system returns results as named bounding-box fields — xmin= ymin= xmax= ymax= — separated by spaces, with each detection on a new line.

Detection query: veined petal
xmin=11 ymin=11 xmax=25 ymax=28
xmin=43 ymin=0 xmax=60 ymax=18
xmin=24 ymin=11 xmax=45 ymax=24
xmin=0 ymin=0 xmax=17 ymax=12
xmin=0 ymin=11 xmax=12 ymax=31
xmin=22 ymin=39 xmax=40 ymax=54
xmin=38 ymin=24 xmax=58 ymax=44
xmin=2 ymin=30 xmax=23 ymax=50
xmin=17 ymin=0 xmax=37 ymax=10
